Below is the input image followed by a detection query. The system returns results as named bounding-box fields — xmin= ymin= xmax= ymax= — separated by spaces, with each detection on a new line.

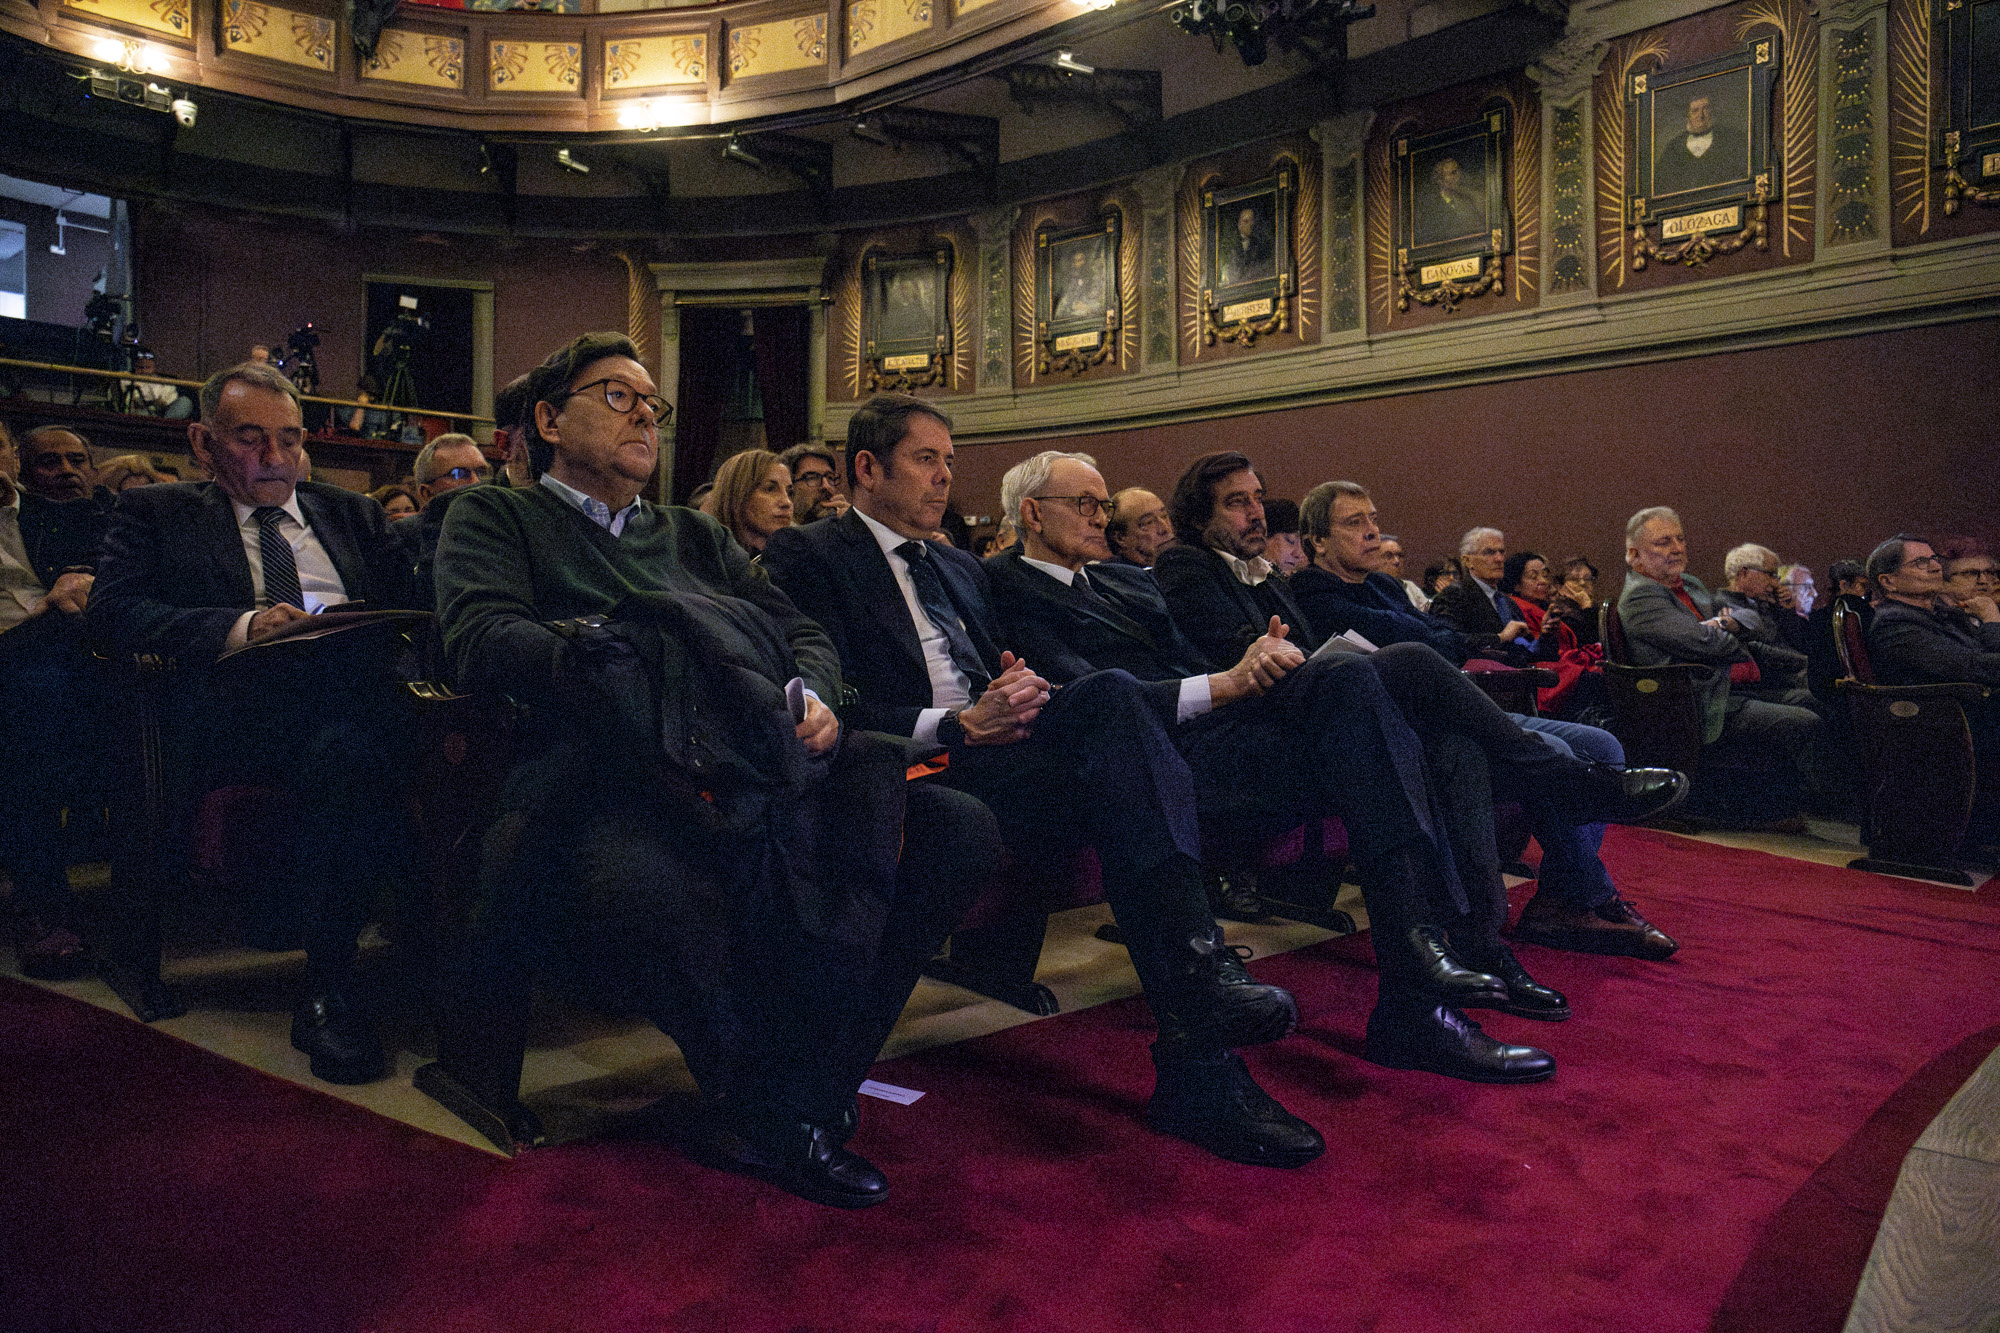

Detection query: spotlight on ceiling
xmin=723 ymin=135 xmax=763 ymax=169
xmin=554 ymin=147 xmax=590 ymax=174
xmin=1052 ymin=49 xmax=1095 ymax=75
xmin=851 ymin=117 xmax=896 ymax=148
xmin=1072 ymin=0 xmax=1116 ymax=9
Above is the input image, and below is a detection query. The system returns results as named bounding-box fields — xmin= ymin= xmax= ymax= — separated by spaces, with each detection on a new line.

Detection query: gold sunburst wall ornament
xmin=828 ymin=225 xmax=976 ymax=400
xmin=1735 ymin=0 xmax=1817 ymax=259
xmin=1011 ymin=192 xmax=1142 ymax=387
xmin=1177 ymin=139 xmax=1321 ymax=362
xmin=1595 ymin=31 xmax=1671 ymax=290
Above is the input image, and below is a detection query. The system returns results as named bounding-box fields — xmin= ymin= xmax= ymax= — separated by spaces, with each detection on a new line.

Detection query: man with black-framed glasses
xmin=779 ymin=442 xmax=850 ymax=524
xmin=399 ymin=433 xmax=498 ymax=609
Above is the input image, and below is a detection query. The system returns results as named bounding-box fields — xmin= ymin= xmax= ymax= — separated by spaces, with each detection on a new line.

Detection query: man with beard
xmin=779 ymin=443 xmax=851 ymax=524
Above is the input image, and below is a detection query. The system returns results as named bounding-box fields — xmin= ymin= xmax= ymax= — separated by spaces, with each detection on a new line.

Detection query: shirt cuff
xmin=914 ymin=707 xmax=948 ymax=746
xmin=222 ymin=610 xmax=255 ymax=654
xmin=1177 ymin=674 xmax=1212 ymax=723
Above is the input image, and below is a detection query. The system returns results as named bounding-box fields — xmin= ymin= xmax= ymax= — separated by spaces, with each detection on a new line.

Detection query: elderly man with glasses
xmin=397 ymin=432 xmax=496 ymax=608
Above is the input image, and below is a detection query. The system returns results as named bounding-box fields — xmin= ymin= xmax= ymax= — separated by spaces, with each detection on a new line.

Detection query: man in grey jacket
xmin=1616 ymin=507 xmax=1821 ymax=817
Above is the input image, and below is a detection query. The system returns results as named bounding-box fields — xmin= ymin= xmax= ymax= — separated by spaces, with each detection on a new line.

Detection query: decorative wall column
xmin=1530 ymin=24 xmax=1609 ymax=305
xmin=1132 ymin=163 xmax=1182 ymax=370
xmin=654 ymin=301 xmax=681 ymax=503
xmin=1818 ymin=0 xmax=1891 ymax=254
xmin=972 ymin=205 xmax=1017 ymax=394
xmin=1312 ymin=110 xmax=1372 ymax=341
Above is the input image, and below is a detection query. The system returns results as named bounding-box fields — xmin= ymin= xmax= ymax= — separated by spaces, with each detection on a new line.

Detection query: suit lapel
xmin=201 ymin=484 xmax=257 ymax=607
xmin=836 ymin=511 xmax=928 ymax=676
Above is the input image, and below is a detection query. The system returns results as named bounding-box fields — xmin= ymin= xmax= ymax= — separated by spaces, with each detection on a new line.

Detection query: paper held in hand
xmin=1308 ymin=628 xmax=1379 ymax=662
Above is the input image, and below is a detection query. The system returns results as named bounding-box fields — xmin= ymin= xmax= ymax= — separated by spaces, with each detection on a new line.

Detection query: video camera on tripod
xmin=373 ymin=295 xmax=429 ymax=408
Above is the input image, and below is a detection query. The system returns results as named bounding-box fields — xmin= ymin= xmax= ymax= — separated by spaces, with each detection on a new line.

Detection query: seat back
xmin=1833 ymin=601 xmax=1874 ymax=684
xmin=1600 ymin=600 xmax=1632 ymax=665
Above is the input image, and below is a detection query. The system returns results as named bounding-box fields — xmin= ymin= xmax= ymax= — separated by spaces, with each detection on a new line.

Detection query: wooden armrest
xmin=1603 ymin=661 xmax=1710 ymax=680
xmin=1834 ymin=678 xmax=1987 ymax=702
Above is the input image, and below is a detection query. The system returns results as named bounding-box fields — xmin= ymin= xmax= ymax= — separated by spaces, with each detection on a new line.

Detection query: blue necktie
xmin=897 ymin=541 xmax=990 ymax=696
xmin=254 ymin=506 xmax=304 ymax=609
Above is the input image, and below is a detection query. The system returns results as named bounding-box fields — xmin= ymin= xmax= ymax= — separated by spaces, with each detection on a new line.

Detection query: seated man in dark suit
xmin=1617 ymin=506 xmax=1823 ymax=821
xmin=1865 ymin=534 xmax=2000 ymax=854
xmin=394 ymin=431 xmax=493 ymax=610
xmin=1424 ymin=527 xmax=1535 ymax=664
xmin=0 ymin=421 xmax=106 ymax=979
xmin=87 ymin=362 xmax=419 ymax=1083
xmin=764 ymin=397 xmax=1322 ymax=1170
xmin=436 ymin=335 xmax=994 ymax=1209
xmin=1288 ymin=479 xmax=1682 ymax=962
xmin=986 ymin=450 xmax=1563 ymax=1084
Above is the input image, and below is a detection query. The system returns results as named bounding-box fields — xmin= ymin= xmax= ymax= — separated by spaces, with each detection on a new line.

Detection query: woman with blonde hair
xmin=708 ymin=448 xmax=793 ymax=554
xmin=96 ymin=454 xmax=175 ymax=492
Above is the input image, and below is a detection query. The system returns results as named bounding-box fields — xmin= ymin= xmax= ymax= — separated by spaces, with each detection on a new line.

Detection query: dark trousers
xmin=0 ymin=614 xmax=101 ymax=918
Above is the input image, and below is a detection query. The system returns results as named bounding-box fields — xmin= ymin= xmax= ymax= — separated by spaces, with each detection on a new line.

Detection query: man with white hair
xmin=1715 ymin=543 xmax=1816 ymax=694
xmin=1425 ymin=526 xmax=1535 ymax=664
xmin=1617 ymin=507 xmax=1822 ymax=819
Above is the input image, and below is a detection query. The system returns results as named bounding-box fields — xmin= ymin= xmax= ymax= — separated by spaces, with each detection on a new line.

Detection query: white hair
xmin=1001 ymin=450 xmax=1098 ymax=527
xmin=1459 ymin=526 xmax=1503 ymax=556
xmin=1626 ymin=506 xmax=1681 ymax=548
xmin=1723 ymin=543 xmax=1780 ymax=582
xmin=414 ymin=432 xmax=481 ymax=483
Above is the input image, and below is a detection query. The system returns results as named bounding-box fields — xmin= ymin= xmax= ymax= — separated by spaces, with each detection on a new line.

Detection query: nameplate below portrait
xmin=1661 ymin=205 xmax=1742 ymax=240
xmin=1053 ymin=330 xmax=1102 ymax=353
xmin=1221 ymin=297 xmax=1274 ymax=324
xmin=882 ymin=352 xmax=932 ymax=372
xmin=1984 ymin=151 xmax=2000 ymax=178
xmin=1419 ymin=256 xmax=1483 ymax=287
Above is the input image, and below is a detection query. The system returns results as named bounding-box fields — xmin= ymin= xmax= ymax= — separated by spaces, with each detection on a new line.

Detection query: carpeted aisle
xmin=2 ymin=828 xmax=1996 ymax=1333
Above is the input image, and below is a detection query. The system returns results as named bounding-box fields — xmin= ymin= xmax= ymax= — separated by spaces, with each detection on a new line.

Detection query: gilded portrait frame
xmin=1392 ymin=106 xmax=1512 ymax=311
xmin=1625 ymin=38 xmax=1781 ymax=264
xmin=1938 ymin=0 xmax=2000 ymax=211
xmin=863 ymin=247 xmax=953 ymax=391
xmin=1034 ymin=214 xmax=1121 ymax=376
xmin=1199 ymin=170 xmax=1296 ymax=345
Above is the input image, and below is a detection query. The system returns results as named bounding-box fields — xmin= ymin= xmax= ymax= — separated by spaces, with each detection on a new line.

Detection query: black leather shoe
xmin=13 ymin=913 xmax=89 ymax=982
xmin=722 ymin=1119 xmax=890 ymax=1209
xmin=1568 ymin=765 xmax=1689 ymax=826
xmin=1514 ymin=893 xmax=1679 ymax=961
xmin=1148 ymin=1042 xmax=1324 ymax=1168
xmin=1462 ymin=944 xmax=1570 ymax=1021
xmin=290 ymin=992 xmax=387 ymax=1085
xmin=1165 ymin=926 xmax=1298 ymax=1049
xmin=1404 ymin=926 xmax=1509 ymax=1007
xmin=1364 ymin=1000 xmax=1556 ymax=1084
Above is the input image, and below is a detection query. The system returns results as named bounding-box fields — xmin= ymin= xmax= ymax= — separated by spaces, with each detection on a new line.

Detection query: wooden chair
xmin=1832 ymin=603 xmax=1987 ymax=886
xmin=1598 ymin=601 xmax=1709 ymax=779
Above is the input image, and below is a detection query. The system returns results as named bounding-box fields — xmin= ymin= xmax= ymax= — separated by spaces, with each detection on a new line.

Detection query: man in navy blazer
xmin=88 ymin=362 xmax=416 ymax=1083
xmin=763 ymin=395 xmax=1322 ymax=1169
xmin=986 ymin=450 xmax=1568 ymax=1086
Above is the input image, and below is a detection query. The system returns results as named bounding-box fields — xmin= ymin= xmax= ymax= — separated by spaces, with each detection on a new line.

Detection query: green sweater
xmin=435 ymin=481 xmax=842 ymax=715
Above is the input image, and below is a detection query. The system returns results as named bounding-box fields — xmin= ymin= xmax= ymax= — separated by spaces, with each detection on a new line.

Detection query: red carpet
xmin=3 ymin=828 xmax=1997 ymax=1333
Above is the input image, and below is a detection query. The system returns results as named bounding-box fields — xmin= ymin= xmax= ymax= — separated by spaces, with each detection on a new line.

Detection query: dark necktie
xmin=897 ymin=540 xmax=990 ymax=696
xmin=1493 ymin=588 xmax=1513 ymax=623
xmin=253 ymin=506 xmax=305 ymax=609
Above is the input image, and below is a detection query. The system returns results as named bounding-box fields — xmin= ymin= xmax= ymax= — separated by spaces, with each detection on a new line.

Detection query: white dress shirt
xmin=1020 ymin=553 xmax=1211 ymax=721
xmin=223 ymin=493 xmax=348 ymax=651
xmin=857 ymin=508 xmax=972 ymax=744
xmin=1219 ymin=549 xmax=1275 ymax=587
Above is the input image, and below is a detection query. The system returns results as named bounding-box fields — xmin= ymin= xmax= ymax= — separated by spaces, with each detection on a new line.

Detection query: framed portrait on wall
xmin=1626 ymin=39 xmax=1780 ymax=238
xmin=1034 ymin=214 xmax=1120 ymax=375
xmin=863 ymin=248 xmax=952 ymax=390
xmin=1200 ymin=169 xmax=1295 ymax=344
xmin=1939 ymin=0 xmax=2000 ymax=211
xmin=1392 ymin=107 xmax=1511 ymax=310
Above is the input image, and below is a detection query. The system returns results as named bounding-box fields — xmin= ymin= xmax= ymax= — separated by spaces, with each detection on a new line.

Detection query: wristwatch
xmin=934 ymin=709 xmax=966 ymax=750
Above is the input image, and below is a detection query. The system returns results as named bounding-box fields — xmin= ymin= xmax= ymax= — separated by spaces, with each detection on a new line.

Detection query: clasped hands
xmin=957 ymin=651 xmax=1052 ymax=746
xmin=31 ymin=571 xmax=93 ymax=618
xmin=1210 ymin=615 xmax=1304 ymax=706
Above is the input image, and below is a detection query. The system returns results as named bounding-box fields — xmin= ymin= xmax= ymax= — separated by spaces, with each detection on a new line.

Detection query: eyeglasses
xmin=561 ymin=377 xmax=672 ymax=423
xmin=1034 ymin=494 xmax=1106 ymax=518
xmin=1949 ymin=566 xmax=2000 ymax=581
xmin=793 ymin=468 xmax=837 ymax=488
xmin=432 ymin=465 xmax=491 ymax=483
xmin=1896 ymin=556 xmax=1943 ymax=571
xmin=1750 ymin=568 xmax=1780 ymax=578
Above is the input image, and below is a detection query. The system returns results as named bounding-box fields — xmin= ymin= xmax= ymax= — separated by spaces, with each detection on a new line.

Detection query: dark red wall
xmin=948 ymin=317 xmax=2000 ymax=585
xmin=130 ymin=205 xmax=629 ymax=404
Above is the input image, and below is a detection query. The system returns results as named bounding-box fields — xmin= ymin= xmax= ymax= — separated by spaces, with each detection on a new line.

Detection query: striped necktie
xmin=253 ymin=506 xmax=305 ymax=609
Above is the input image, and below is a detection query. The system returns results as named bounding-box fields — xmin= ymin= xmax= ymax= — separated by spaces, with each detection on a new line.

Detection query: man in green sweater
xmin=434 ymin=333 xmax=995 ymax=1209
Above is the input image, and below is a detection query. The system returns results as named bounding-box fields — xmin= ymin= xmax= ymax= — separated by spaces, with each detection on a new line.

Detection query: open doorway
xmin=671 ymin=304 xmax=810 ymax=504
xmin=362 ymin=281 xmax=474 ymax=415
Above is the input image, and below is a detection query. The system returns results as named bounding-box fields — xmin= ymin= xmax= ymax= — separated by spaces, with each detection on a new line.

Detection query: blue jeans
xmin=1513 ymin=715 xmax=1623 ymax=910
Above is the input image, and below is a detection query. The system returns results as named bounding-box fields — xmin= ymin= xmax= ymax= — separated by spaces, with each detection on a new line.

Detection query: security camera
xmin=171 ymin=97 xmax=196 ymax=128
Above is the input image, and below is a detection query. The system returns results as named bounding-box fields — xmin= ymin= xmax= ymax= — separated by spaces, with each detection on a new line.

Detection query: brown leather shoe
xmin=14 ymin=915 xmax=89 ymax=981
xmin=1512 ymin=893 xmax=1679 ymax=961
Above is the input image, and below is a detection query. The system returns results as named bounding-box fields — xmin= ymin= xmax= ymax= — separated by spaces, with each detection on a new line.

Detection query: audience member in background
xmin=493 ymin=374 xmax=536 ymax=487
xmin=19 ymin=427 xmax=97 ymax=505
xmin=248 ymin=344 xmax=272 ymax=365
xmin=779 ymin=443 xmax=849 ymax=524
xmin=97 ymin=454 xmax=174 ymax=492
xmin=1618 ymin=507 xmax=1822 ymax=823
xmin=371 ymin=484 xmax=420 ymax=519
xmin=1104 ymin=487 xmax=1174 ymax=569
xmin=87 ymin=361 xmax=419 ymax=1081
xmin=1427 ymin=527 xmax=1535 ymax=664
xmin=1865 ymin=534 xmax=2000 ymax=856
xmin=710 ymin=449 xmax=794 ymax=555
xmin=689 ymin=482 xmax=717 ymax=514
xmin=123 ymin=350 xmax=193 ymax=419
xmin=0 ymin=421 xmax=104 ymax=981
xmin=1805 ymin=558 xmax=1870 ymax=710
xmin=401 ymin=434 xmax=494 ymax=606
xmin=1287 ymin=478 xmax=1682 ymax=963
xmin=1780 ymin=564 xmax=1817 ymax=615
xmin=1261 ymin=498 xmax=1306 ymax=577
xmin=990 ymin=515 xmax=1018 ymax=553
xmin=437 ymin=342 xmax=991 ymax=1208
xmin=1499 ymin=551 xmax=1554 ymax=639
xmin=345 ymin=376 xmax=392 ymax=439
xmin=766 ymin=403 xmax=1324 ymax=1171
xmin=1423 ymin=562 xmax=1457 ymax=600
xmin=1377 ymin=534 xmax=1428 ymax=610
xmin=1940 ymin=539 xmax=2000 ymax=609
xmin=1715 ymin=542 xmax=1816 ymax=707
